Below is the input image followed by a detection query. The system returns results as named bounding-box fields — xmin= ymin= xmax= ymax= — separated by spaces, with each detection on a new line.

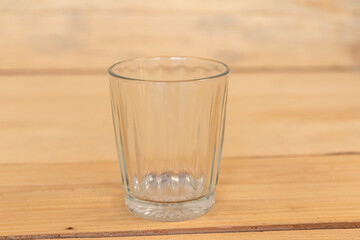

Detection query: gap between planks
xmin=2 ymin=222 xmax=360 ymax=240
xmin=0 ymin=66 xmax=359 ymax=76
xmin=230 ymin=151 xmax=360 ymax=160
xmin=0 ymin=152 xmax=358 ymax=167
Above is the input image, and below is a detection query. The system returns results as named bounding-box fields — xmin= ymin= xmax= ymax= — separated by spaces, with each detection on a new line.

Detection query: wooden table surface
xmin=1 ymin=0 xmax=360 ymax=239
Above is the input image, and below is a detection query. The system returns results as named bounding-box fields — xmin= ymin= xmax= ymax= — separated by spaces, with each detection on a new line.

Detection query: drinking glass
xmin=108 ymin=57 xmax=229 ymax=221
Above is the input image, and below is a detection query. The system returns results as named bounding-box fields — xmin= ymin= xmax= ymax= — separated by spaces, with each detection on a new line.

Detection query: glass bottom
xmin=124 ymin=193 xmax=216 ymax=222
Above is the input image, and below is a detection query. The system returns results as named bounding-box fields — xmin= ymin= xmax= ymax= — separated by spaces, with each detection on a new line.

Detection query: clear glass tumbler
xmin=108 ymin=57 xmax=229 ymax=221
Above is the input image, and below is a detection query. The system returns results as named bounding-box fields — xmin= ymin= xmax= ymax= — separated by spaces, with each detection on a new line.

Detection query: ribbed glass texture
xmin=108 ymin=57 xmax=229 ymax=221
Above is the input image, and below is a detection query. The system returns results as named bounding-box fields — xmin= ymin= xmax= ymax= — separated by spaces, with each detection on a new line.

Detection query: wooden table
xmin=1 ymin=1 xmax=360 ymax=239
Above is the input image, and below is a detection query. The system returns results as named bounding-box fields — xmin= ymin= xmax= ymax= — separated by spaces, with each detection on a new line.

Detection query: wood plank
xmin=225 ymin=72 xmax=360 ymax=157
xmin=0 ymin=0 xmax=359 ymax=70
xmin=40 ymin=229 xmax=360 ymax=240
xmin=0 ymin=73 xmax=359 ymax=164
xmin=1 ymin=154 xmax=360 ymax=236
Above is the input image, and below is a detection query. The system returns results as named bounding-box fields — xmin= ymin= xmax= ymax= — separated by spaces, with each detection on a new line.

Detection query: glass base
xmin=124 ymin=193 xmax=216 ymax=222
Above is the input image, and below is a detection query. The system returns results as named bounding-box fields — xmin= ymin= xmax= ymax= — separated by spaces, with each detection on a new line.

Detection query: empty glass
xmin=108 ymin=57 xmax=229 ymax=221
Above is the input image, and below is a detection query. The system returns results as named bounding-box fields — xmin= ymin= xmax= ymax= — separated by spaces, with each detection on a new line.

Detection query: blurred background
xmin=1 ymin=0 xmax=359 ymax=71
xmin=1 ymin=0 xmax=359 ymax=162
xmin=1 ymin=0 xmax=360 ymax=236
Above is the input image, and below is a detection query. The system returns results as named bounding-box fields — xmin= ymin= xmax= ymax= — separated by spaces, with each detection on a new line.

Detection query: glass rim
xmin=107 ymin=56 xmax=230 ymax=83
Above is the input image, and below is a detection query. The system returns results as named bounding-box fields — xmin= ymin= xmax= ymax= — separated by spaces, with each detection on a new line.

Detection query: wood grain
xmin=1 ymin=73 xmax=359 ymax=164
xmin=41 ymin=229 xmax=360 ymax=240
xmin=4 ymin=223 xmax=360 ymax=239
xmin=5 ymin=229 xmax=360 ymax=240
xmin=1 ymin=0 xmax=359 ymax=239
xmin=1 ymin=154 xmax=360 ymax=236
xmin=0 ymin=0 xmax=359 ymax=71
